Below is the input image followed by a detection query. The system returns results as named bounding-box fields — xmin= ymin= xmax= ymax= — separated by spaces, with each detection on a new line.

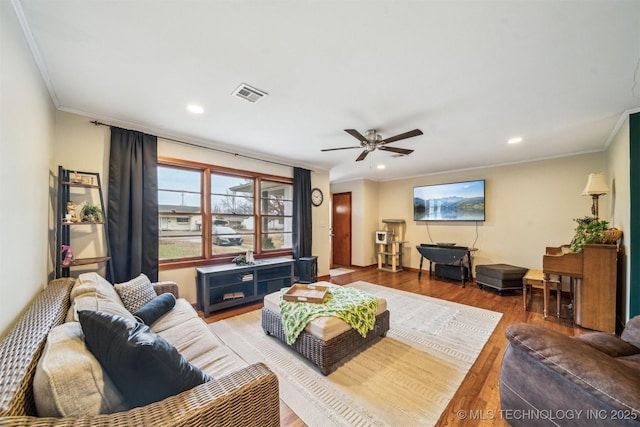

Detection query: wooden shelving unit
xmin=56 ymin=166 xmax=113 ymax=279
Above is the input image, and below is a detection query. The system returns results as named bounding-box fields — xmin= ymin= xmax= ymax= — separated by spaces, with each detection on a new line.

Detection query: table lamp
xmin=582 ymin=172 xmax=609 ymax=219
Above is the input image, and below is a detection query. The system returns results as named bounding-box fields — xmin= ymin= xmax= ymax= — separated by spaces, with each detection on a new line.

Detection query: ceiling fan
xmin=321 ymin=128 xmax=423 ymax=161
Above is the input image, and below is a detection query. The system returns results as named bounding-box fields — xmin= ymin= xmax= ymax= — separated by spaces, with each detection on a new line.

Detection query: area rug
xmin=330 ymin=267 xmax=355 ymax=276
xmin=210 ymin=281 xmax=502 ymax=426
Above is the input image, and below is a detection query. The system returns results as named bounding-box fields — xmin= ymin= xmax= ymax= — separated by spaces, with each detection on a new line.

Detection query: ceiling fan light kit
xmin=321 ymin=128 xmax=423 ymax=161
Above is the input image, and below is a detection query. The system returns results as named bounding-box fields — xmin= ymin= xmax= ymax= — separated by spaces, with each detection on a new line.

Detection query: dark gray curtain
xmin=107 ymin=126 xmax=158 ymax=283
xmin=292 ymin=167 xmax=312 ymax=258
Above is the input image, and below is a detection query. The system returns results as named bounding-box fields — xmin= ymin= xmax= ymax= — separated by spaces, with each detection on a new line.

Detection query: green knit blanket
xmin=279 ymin=285 xmax=378 ymax=345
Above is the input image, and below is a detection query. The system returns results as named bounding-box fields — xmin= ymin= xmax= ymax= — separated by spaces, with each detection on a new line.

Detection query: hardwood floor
xmin=200 ymin=266 xmax=589 ymax=427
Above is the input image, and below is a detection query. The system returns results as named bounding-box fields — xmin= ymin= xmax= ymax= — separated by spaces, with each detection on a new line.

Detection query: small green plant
xmin=81 ymin=204 xmax=103 ymax=222
xmin=570 ymin=216 xmax=609 ymax=252
xmin=231 ymin=254 xmax=253 ymax=265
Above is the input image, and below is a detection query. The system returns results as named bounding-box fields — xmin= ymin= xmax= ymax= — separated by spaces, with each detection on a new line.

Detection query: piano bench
xmin=476 ymin=264 xmax=528 ymax=294
xmin=523 ymin=269 xmax=562 ymax=319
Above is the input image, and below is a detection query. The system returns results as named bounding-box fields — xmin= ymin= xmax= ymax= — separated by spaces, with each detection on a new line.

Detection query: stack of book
xmin=223 ymin=291 xmax=245 ymax=300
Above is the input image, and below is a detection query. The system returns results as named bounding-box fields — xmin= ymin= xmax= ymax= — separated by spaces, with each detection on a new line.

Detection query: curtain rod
xmin=90 ymin=120 xmax=310 ymax=171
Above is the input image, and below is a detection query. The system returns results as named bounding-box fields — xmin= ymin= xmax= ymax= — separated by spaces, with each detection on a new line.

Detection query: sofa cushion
xmin=618 ymin=354 xmax=640 ymax=371
xmin=152 ymin=298 xmax=248 ymax=378
xmin=71 ymin=272 xmax=121 ymax=302
xmin=621 ymin=315 xmax=640 ymax=349
xmin=505 ymin=324 xmax=640 ymax=413
xmin=33 ymin=322 xmax=128 ymax=417
xmin=70 ymin=293 xmax=137 ymax=323
xmin=114 ymin=273 xmax=157 ymax=312
xmin=79 ymin=310 xmax=212 ymax=408
xmin=66 ymin=272 xmax=133 ymax=322
xmin=133 ymin=293 xmax=176 ymax=325
xmin=577 ymin=332 xmax=640 ymax=357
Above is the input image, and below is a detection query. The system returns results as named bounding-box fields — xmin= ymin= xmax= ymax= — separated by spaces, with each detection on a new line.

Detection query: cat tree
xmin=376 ymin=219 xmax=406 ymax=273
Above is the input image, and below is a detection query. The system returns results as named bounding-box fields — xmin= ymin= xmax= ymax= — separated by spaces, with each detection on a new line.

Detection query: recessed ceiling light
xmin=187 ymin=104 xmax=204 ymax=114
xmin=508 ymin=137 xmax=523 ymax=144
xmin=377 ymin=164 xmax=386 ymax=169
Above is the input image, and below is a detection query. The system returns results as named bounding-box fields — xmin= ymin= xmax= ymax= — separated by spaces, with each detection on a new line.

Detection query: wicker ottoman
xmin=261 ymin=288 xmax=390 ymax=375
xmin=476 ymin=263 xmax=528 ymax=294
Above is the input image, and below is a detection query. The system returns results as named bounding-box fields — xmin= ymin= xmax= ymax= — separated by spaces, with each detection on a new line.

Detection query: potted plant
xmin=569 ymin=216 xmax=609 ymax=252
xmin=81 ymin=204 xmax=104 ymax=222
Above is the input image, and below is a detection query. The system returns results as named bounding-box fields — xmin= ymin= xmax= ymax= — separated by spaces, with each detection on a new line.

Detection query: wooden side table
xmin=523 ymin=269 xmax=561 ymax=319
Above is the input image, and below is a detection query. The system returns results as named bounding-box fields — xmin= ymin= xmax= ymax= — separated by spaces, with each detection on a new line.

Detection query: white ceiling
xmin=14 ymin=0 xmax=640 ymax=182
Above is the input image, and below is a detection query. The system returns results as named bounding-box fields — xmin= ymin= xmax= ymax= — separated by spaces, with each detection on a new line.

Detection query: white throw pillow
xmin=71 ymin=272 xmax=122 ymax=303
xmin=65 ymin=272 xmax=134 ymax=323
xmin=114 ymin=273 xmax=157 ymax=312
xmin=71 ymin=293 xmax=137 ymax=323
xmin=33 ymin=322 xmax=129 ymax=417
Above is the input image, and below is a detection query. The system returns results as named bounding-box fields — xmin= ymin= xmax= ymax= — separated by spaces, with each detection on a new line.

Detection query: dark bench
xmin=476 ymin=263 xmax=528 ymax=294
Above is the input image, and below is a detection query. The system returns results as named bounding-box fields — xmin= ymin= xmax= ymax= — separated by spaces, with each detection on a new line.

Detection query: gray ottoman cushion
xmin=476 ymin=264 xmax=528 ymax=280
xmin=476 ymin=264 xmax=527 ymax=291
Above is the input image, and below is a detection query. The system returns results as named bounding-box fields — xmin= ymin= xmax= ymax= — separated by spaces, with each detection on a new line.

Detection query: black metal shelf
xmin=56 ymin=166 xmax=113 ymax=279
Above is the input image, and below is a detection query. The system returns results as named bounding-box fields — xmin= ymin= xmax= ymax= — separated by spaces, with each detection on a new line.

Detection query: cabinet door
xmin=581 ymin=244 xmax=617 ymax=333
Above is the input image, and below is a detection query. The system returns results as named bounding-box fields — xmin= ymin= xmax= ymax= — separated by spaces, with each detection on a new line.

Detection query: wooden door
xmin=331 ymin=192 xmax=352 ymax=267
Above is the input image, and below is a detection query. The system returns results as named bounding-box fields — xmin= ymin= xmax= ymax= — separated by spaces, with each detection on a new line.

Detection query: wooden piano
xmin=543 ymin=243 xmax=618 ymax=333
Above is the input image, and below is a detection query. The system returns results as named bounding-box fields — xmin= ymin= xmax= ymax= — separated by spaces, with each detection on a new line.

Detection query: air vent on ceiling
xmin=232 ymin=83 xmax=268 ymax=103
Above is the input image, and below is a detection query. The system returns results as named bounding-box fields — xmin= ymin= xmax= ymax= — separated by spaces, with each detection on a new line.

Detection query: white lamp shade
xmin=582 ymin=173 xmax=610 ymax=195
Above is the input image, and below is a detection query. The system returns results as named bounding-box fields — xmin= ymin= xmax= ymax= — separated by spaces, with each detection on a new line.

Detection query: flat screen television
xmin=413 ymin=180 xmax=485 ymax=221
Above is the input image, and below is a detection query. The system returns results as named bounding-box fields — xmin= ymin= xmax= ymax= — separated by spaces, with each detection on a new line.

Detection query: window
xmin=158 ymin=159 xmax=293 ymax=268
xmin=260 ymin=180 xmax=293 ymax=250
xmin=158 ymin=166 xmax=202 ymax=261
xmin=210 ymin=172 xmax=254 ymax=255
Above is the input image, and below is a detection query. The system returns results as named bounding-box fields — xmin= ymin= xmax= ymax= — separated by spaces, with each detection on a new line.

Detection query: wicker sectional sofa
xmin=0 ymin=274 xmax=280 ymax=426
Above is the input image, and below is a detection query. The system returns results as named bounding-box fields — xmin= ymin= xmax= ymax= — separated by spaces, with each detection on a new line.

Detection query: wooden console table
xmin=416 ymin=244 xmax=476 ymax=287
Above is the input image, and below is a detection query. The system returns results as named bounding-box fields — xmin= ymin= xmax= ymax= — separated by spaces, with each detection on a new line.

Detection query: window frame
xmin=158 ymin=157 xmax=293 ymax=271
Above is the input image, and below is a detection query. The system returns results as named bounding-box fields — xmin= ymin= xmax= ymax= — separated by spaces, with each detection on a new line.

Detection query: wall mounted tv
xmin=413 ymin=180 xmax=485 ymax=221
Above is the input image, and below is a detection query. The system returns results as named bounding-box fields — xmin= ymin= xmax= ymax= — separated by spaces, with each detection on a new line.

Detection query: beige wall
xmin=380 ymin=153 xmax=608 ymax=272
xmin=0 ymin=1 xmax=56 ymax=338
xmin=52 ymin=112 xmax=111 ymax=277
xmin=607 ymin=116 xmax=631 ymax=318
xmin=329 ymin=179 xmax=380 ymax=266
xmin=332 ymin=153 xmax=608 ymax=275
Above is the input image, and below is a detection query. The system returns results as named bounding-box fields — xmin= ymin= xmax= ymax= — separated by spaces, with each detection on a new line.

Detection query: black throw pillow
xmin=132 ymin=293 xmax=176 ymax=325
xmin=78 ymin=310 xmax=212 ymax=408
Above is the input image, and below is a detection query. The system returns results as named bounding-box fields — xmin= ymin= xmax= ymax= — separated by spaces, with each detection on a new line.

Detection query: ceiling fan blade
xmin=380 ymin=129 xmax=423 ymax=145
xmin=356 ymin=150 xmax=369 ymax=161
xmin=379 ymin=146 xmax=414 ymax=155
xmin=344 ymin=129 xmax=368 ymax=142
xmin=321 ymin=146 xmax=362 ymax=152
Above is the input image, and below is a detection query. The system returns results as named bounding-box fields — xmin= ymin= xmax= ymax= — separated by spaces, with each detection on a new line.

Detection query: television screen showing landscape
xmin=413 ymin=180 xmax=485 ymax=221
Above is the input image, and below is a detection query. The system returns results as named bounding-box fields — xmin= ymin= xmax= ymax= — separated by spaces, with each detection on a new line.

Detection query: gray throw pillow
xmin=78 ymin=310 xmax=212 ymax=408
xmin=114 ymin=273 xmax=157 ymax=312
